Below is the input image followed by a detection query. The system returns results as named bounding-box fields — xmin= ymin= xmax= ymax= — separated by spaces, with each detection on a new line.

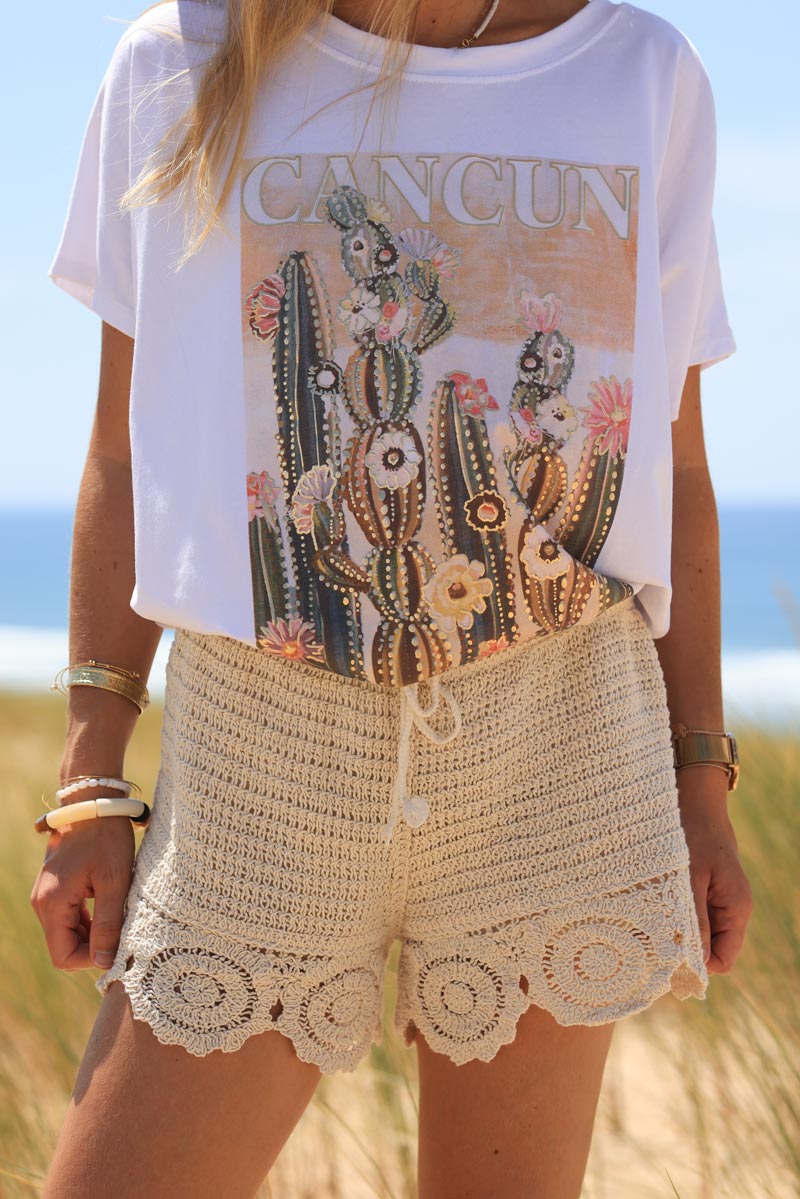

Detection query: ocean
xmin=1 ymin=506 xmax=798 ymax=727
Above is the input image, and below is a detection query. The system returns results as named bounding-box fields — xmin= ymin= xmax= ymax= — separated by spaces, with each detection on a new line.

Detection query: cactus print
xmin=503 ymin=293 xmax=635 ymax=630
xmin=241 ymin=153 xmax=640 ymax=685
xmin=428 ymin=373 xmax=517 ymax=661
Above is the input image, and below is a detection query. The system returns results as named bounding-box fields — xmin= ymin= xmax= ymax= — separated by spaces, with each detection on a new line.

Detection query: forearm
xmin=654 ymin=463 xmax=732 ymax=806
xmin=654 ymin=458 xmax=751 ymax=977
xmin=655 ymin=463 xmax=724 ymax=731
xmin=61 ymin=452 xmax=162 ymax=782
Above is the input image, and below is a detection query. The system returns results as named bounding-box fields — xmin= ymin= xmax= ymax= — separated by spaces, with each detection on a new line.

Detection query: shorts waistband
xmin=172 ymin=594 xmax=640 ymax=846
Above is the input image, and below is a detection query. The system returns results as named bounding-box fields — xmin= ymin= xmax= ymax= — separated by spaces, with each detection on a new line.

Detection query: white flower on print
xmin=307 ymin=359 xmax=342 ymax=396
xmin=290 ymin=464 xmax=336 ymax=533
xmin=338 ymin=286 xmax=382 ymax=336
xmin=365 ymin=429 xmax=422 ymax=490
xmin=519 ymin=525 xmax=571 ymax=580
xmin=543 ymin=332 xmax=572 ymax=378
xmin=423 ymin=554 xmax=494 ymax=631
xmin=365 ymin=196 xmax=394 ymax=225
xmin=394 ymin=228 xmax=462 ymax=278
xmin=536 ymin=393 xmax=579 ymax=442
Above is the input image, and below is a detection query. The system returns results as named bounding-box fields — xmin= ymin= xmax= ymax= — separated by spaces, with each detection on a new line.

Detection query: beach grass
xmin=0 ymin=689 xmax=797 ymax=1198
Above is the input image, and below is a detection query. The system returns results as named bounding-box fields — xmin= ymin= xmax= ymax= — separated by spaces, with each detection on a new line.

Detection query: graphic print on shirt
xmin=241 ymin=153 xmax=639 ymax=686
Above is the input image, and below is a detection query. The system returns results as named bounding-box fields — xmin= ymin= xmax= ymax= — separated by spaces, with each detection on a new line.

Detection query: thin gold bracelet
xmin=42 ymin=777 xmax=142 ymax=812
xmin=670 ymin=722 xmax=739 ymax=790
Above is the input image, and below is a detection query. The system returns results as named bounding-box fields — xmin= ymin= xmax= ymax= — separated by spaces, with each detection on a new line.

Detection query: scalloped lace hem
xmin=393 ymin=869 xmax=709 ymax=1066
xmin=96 ymin=869 xmax=707 ymax=1074
xmin=95 ymin=896 xmax=387 ymax=1075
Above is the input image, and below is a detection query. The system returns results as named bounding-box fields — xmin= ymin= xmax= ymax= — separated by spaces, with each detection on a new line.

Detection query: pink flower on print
xmin=375 ymin=299 xmax=408 ymax=343
xmin=578 ymin=376 xmax=632 ymax=458
xmin=245 ymin=274 xmax=286 ymax=341
xmin=510 ymin=405 xmax=544 ymax=445
xmin=257 ymin=617 xmax=325 ymax=663
xmin=449 ymin=371 xmax=499 ymax=418
xmin=477 ymin=635 xmax=510 ymax=658
xmin=247 ymin=470 xmax=281 ymax=526
xmin=519 ymin=290 xmax=563 ymax=334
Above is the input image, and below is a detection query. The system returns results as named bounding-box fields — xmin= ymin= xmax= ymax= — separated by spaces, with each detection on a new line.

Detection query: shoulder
xmin=608 ymin=1 xmax=717 ymax=133
xmin=611 ymin=2 xmax=712 ymax=83
xmin=116 ymin=0 xmax=226 ymax=47
xmin=107 ymin=1 xmax=225 ymax=76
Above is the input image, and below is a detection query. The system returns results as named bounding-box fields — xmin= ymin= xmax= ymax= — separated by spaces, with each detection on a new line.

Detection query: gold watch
xmin=670 ymin=722 xmax=739 ymax=791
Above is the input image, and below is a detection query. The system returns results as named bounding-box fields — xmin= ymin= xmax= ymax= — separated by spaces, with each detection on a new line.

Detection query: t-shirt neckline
xmin=301 ymin=0 xmax=619 ymax=79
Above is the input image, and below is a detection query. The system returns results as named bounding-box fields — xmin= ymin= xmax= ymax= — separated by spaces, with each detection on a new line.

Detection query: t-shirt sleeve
xmin=657 ymin=42 xmax=736 ymax=421
xmin=48 ymin=29 xmax=137 ymax=339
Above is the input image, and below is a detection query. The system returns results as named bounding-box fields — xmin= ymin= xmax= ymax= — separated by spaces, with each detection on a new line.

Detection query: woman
xmin=33 ymin=0 xmax=753 ymax=1195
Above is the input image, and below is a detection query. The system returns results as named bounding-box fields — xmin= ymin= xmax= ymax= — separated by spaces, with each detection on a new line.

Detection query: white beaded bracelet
xmin=34 ymin=796 xmax=151 ymax=834
xmin=55 ymin=776 xmax=132 ymax=801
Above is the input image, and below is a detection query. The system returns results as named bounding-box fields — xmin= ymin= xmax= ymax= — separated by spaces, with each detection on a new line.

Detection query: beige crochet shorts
xmin=96 ymin=594 xmax=708 ymax=1074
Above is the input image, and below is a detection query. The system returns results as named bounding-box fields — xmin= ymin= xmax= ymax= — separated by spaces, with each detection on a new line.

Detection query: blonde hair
xmin=123 ymin=0 xmax=423 ymax=260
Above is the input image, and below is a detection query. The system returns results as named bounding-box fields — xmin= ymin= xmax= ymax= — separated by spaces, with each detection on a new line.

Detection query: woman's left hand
xmin=676 ymin=766 xmax=754 ymax=974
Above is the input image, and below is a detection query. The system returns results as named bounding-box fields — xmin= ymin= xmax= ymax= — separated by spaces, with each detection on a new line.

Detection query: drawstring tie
xmin=382 ymin=676 xmax=463 ymax=845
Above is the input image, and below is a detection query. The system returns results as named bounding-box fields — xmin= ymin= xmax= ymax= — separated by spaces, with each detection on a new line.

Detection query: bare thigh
xmin=415 ymin=995 xmax=616 ymax=1199
xmin=42 ymin=978 xmax=323 ymax=1199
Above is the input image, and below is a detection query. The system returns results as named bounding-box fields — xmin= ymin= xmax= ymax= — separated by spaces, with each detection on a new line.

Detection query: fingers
xmin=30 ymin=821 xmax=135 ymax=973
xmin=30 ymin=869 xmax=94 ymax=972
xmin=690 ymin=871 xmax=712 ymax=966
xmin=78 ymin=900 xmax=92 ymax=942
xmin=89 ymin=864 xmax=133 ymax=969
xmin=707 ymin=876 xmax=754 ymax=975
xmin=690 ymin=862 xmax=754 ymax=976
xmin=707 ymin=922 xmax=748 ymax=974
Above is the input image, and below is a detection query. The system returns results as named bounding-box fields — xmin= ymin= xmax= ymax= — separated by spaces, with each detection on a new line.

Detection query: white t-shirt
xmin=49 ymin=0 xmax=736 ymax=687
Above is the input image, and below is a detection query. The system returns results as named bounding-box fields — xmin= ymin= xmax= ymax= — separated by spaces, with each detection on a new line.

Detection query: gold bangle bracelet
xmin=52 ymin=662 xmax=150 ymax=714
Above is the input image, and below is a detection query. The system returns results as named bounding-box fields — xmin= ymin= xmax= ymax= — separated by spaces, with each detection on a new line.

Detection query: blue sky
xmin=2 ymin=0 xmax=798 ymax=508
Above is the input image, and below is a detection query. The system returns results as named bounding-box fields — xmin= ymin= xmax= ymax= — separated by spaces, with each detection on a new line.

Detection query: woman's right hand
xmin=30 ymin=805 xmax=136 ymax=972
